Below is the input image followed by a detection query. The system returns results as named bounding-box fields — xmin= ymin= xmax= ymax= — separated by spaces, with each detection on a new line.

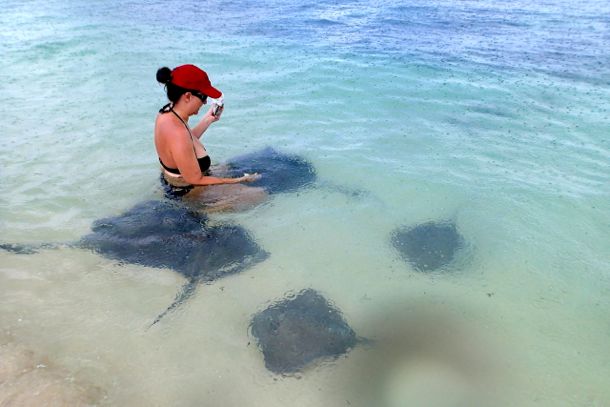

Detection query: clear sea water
xmin=1 ymin=0 xmax=609 ymax=405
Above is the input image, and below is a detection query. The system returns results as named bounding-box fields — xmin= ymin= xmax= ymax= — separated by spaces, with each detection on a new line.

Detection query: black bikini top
xmin=159 ymin=155 xmax=210 ymax=175
xmin=158 ymin=103 xmax=211 ymax=175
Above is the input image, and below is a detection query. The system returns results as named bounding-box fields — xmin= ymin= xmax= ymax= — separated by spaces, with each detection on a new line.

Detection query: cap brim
xmin=203 ymin=85 xmax=222 ymax=99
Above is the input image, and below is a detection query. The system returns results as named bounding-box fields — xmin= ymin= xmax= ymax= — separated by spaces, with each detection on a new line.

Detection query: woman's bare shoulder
xmin=156 ymin=115 xmax=189 ymax=139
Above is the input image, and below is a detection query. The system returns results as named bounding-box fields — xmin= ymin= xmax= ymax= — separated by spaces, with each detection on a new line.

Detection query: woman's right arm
xmin=190 ymin=173 xmax=258 ymax=186
xmin=167 ymin=124 xmax=257 ymax=186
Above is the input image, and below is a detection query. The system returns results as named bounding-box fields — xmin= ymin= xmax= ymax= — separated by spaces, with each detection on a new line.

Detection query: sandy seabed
xmin=0 ymin=341 xmax=103 ymax=406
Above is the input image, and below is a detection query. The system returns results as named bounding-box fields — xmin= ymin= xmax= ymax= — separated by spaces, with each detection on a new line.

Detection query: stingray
xmin=224 ymin=147 xmax=317 ymax=194
xmin=224 ymin=147 xmax=371 ymax=198
xmin=391 ymin=221 xmax=464 ymax=272
xmin=2 ymin=200 xmax=269 ymax=325
xmin=250 ymin=289 xmax=362 ymax=375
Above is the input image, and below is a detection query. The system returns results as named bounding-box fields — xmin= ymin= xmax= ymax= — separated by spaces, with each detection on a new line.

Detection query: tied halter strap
xmin=159 ymin=102 xmax=194 ymax=139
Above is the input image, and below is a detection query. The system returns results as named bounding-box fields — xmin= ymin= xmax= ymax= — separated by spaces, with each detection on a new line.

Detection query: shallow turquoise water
xmin=1 ymin=0 xmax=609 ymax=405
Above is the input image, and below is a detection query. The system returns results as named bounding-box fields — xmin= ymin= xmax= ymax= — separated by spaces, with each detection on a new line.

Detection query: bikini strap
xmin=158 ymin=103 xmax=198 ymax=159
xmin=168 ymin=108 xmax=191 ymax=136
xmin=159 ymin=103 xmax=172 ymax=113
xmin=169 ymin=106 xmax=198 ymax=157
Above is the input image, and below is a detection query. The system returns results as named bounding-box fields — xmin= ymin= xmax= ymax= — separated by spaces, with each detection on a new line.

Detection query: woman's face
xmin=188 ymin=92 xmax=207 ymax=115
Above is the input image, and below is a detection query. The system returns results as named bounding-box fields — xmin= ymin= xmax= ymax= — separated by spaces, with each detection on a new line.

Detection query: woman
xmin=155 ymin=64 xmax=265 ymax=211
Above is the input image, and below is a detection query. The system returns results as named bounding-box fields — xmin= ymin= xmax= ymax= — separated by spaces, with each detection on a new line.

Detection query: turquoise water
xmin=1 ymin=0 xmax=609 ymax=405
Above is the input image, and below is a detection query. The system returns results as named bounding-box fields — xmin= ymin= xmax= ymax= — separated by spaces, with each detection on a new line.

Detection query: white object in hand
xmin=212 ymin=95 xmax=224 ymax=117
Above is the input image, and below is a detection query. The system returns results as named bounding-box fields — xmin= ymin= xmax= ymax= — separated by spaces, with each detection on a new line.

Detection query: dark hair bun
xmin=156 ymin=67 xmax=172 ymax=84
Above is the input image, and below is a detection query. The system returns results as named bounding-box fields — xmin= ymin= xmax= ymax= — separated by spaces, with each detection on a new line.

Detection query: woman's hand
xmin=207 ymin=105 xmax=224 ymax=122
xmin=192 ymin=106 xmax=222 ymax=138
xmin=239 ymin=173 xmax=261 ymax=183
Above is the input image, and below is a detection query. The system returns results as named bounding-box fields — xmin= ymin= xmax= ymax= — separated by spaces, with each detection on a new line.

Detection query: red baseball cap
xmin=171 ymin=64 xmax=222 ymax=99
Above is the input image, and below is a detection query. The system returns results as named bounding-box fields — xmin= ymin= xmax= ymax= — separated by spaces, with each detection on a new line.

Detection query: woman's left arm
xmin=191 ymin=106 xmax=222 ymax=139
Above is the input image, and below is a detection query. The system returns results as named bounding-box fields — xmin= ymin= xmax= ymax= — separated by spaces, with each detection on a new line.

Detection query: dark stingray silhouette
xmin=250 ymin=289 xmax=361 ymax=375
xmin=2 ymin=200 xmax=269 ymax=325
xmin=224 ymin=147 xmax=316 ymax=194
xmin=391 ymin=221 xmax=464 ymax=272
xmin=83 ymin=200 xmax=269 ymax=325
xmin=224 ymin=147 xmax=371 ymax=199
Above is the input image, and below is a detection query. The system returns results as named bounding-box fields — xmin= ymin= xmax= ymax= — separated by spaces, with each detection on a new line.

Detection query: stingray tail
xmin=149 ymin=280 xmax=199 ymax=328
xmin=356 ymin=336 xmax=376 ymax=347
xmin=0 ymin=242 xmax=73 ymax=254
xmin=316 ymin=180 xmax=388 ymax=207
